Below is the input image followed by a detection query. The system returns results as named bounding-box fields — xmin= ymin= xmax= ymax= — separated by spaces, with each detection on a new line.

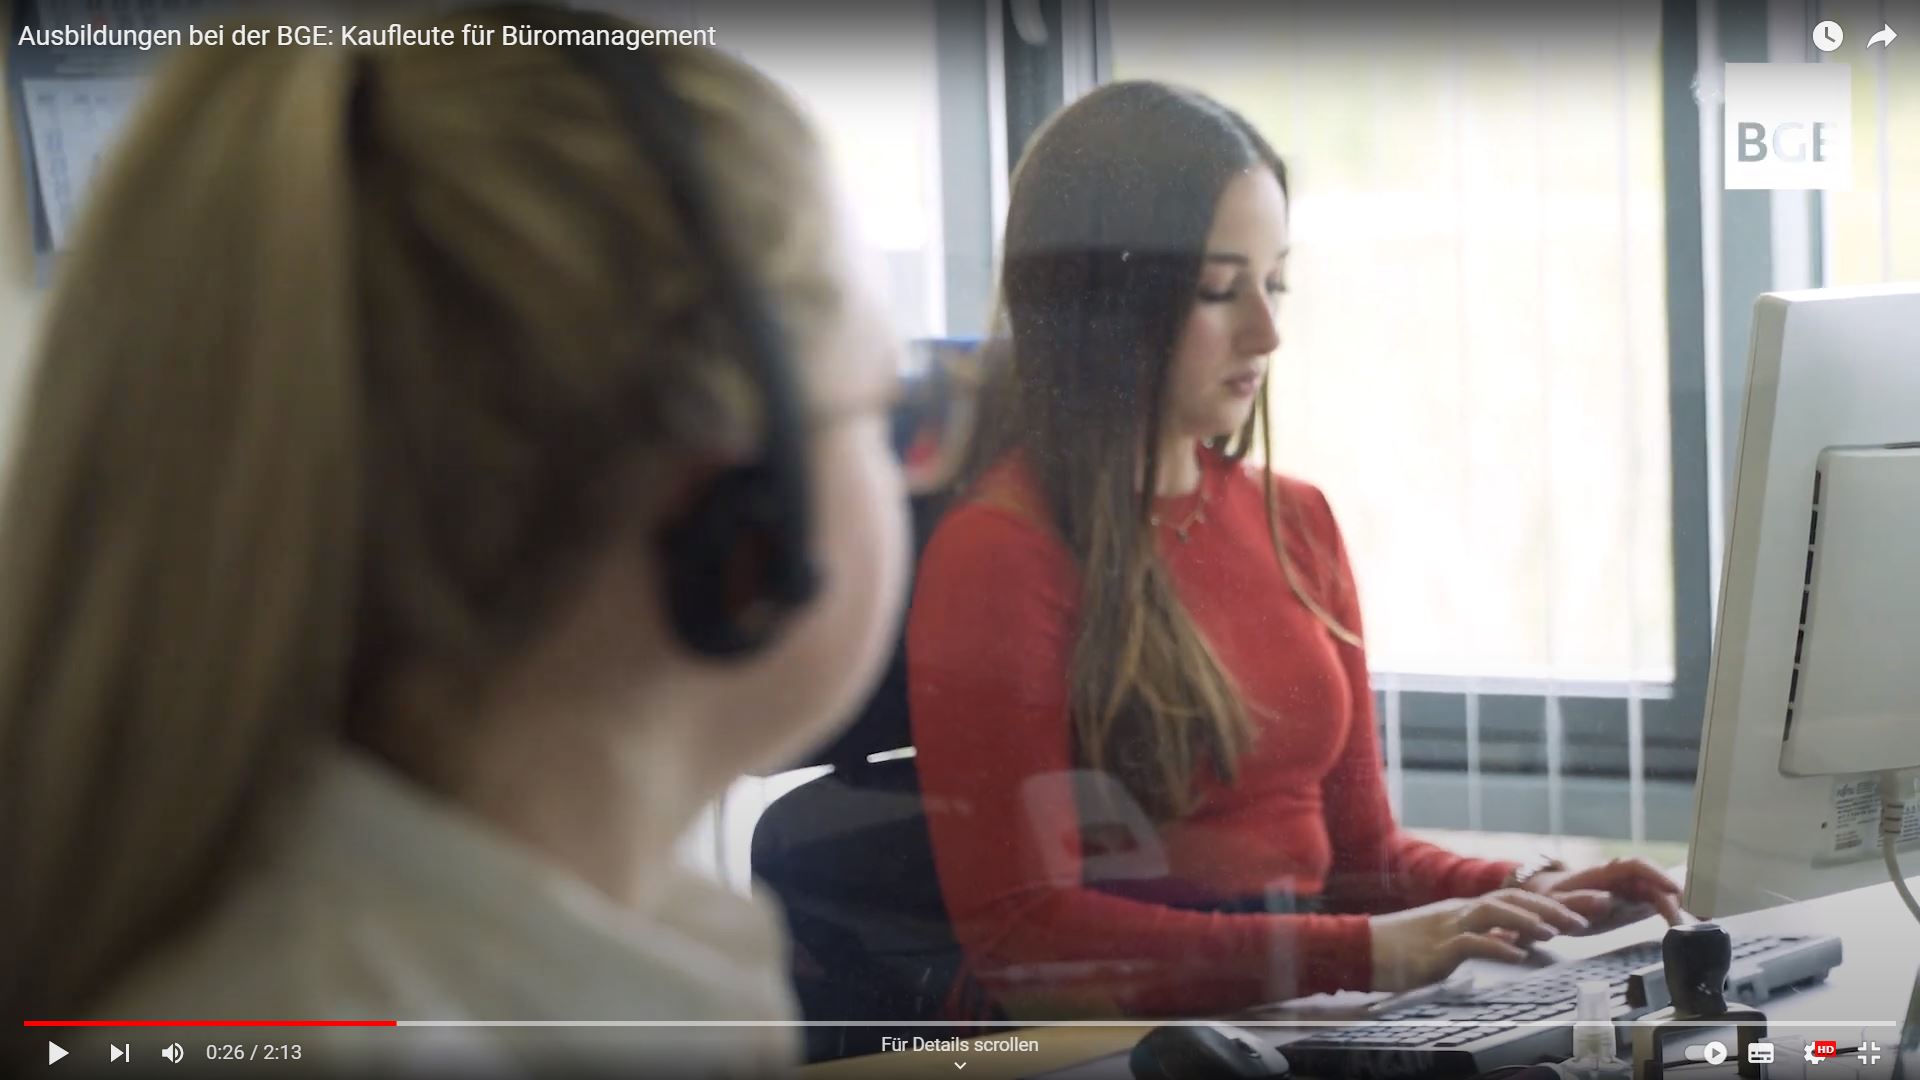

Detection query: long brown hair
xmin=976 ymin=81 xmax=1356 ymax=821
xmin=0 ymin=8 xmax=842 ymax=1026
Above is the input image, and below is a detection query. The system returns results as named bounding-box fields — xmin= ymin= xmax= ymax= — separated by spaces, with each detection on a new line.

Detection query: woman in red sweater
xmin=906 ymin=81 xmax=1682 ymax=1019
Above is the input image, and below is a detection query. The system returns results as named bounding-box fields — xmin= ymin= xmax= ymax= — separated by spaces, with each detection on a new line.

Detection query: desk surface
xmin=802 ymin=875 xmax=1920 ymax=1080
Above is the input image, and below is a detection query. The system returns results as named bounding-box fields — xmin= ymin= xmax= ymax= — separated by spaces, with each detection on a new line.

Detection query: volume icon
xmin=161 ymin=1043 xmax=185 ymax=1064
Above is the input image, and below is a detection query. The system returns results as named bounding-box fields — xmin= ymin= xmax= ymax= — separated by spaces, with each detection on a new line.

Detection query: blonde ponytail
xmin=0 ymin=44 xmax=367 ymax=1020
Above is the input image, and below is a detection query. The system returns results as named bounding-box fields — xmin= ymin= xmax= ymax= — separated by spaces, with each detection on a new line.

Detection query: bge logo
xmin=1723 ymin=63 xmax=1852 ymax=190
xmin=1735 ymin=121 xmax=1839 ymax=164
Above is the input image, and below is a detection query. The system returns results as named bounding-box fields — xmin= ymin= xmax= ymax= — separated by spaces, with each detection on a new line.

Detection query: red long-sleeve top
xmin=905 ymin=447 xmax=1517 ymax=1018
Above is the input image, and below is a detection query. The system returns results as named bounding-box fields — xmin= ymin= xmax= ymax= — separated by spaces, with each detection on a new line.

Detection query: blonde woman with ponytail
xmin=906 ymin=81 xmax=1683 ymax=1021
xmin=0 ymin=6 xmax=910 ymax=1074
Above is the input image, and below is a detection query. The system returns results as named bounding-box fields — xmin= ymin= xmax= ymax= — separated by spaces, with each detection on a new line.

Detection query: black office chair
xmin=750 ymin=491 xmax=1006 ymax=1062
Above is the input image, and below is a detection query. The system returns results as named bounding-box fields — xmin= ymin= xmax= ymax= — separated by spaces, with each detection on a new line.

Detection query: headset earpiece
xmin=659 ymin=465 xmax=822 ymax=659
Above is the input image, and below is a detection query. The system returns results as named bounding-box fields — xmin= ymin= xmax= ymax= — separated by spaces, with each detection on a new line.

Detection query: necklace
xmin=1149 ymin=474 xmax=1211 ymax=543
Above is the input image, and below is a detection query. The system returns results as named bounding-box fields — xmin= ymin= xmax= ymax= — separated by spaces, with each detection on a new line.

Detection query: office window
xmin=690 ymin=0 xmax=948 ymax=339
xmin=1108 ymin=3 xmax=1674 ymax=685
xmin=1818 ymin=0 xmax=1920 ymax=284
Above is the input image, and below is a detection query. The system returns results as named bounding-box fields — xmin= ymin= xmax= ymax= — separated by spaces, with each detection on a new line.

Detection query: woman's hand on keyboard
xmin=1367 ymin=888 xmax=1593 ymax=992
xmin=1520 ymin=857 xmax=1687 ymax=928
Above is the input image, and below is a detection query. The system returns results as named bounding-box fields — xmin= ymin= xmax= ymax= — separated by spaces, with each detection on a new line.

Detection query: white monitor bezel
xmin=1686 ymin=283 xmax=1920 ymax=917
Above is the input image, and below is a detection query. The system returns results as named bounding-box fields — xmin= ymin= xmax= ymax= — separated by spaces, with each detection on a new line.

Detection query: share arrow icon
xmin=1868 ymin=24 xmax=1898 ymax=47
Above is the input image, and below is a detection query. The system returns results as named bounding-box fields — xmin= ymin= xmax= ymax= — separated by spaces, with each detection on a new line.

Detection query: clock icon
xmin=1813 ymin=20 xmax=1844 ymax=51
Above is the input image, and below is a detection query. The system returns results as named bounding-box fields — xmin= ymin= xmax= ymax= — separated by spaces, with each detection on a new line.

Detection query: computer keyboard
xmin=1280 ymin=932 xmax=1842 ymax=1079
xmin=1469 ymin=941 xmax=1676 ymax=1005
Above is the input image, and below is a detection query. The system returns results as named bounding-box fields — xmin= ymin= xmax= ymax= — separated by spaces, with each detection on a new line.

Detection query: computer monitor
xmin=1686 ymin=283 xmax=1920 ymax=919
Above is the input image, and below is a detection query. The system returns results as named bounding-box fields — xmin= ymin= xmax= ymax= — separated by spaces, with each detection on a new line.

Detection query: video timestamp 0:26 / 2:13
xmin=202 ymin=1043 xmax=304 ymax=1062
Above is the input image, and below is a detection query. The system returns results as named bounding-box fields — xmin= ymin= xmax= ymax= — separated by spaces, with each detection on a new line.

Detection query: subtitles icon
xmin=1813 ymin=20 xmax=1843 ymax=51
xmin=1748 ymin=1041 xmax=1775 ymax=1064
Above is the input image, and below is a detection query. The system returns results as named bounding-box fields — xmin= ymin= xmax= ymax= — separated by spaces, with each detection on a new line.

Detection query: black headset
xmin=505 ymin=4 xmax=822 ymax=657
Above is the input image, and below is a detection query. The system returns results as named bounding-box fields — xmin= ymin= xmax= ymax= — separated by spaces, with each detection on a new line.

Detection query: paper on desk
xmin=20 ymin=76 xmax=145 ymax=251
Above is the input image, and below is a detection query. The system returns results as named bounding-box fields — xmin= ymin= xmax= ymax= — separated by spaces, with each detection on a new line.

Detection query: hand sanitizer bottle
xmin=1554 ymin=980 xmax=1631 ymax=1080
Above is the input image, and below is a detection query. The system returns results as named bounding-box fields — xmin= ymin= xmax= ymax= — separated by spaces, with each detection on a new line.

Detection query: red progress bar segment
xmin=25 ymin=1020 xmax=397 ymax=1027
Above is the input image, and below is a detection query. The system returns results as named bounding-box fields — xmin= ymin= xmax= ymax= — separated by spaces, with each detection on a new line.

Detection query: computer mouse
xmin=1129 ymin=1022 xmax=1292 ymax=1079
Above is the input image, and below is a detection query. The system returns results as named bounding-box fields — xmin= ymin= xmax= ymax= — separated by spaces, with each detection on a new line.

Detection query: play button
xmin=48 ymin=1042 xmax=68 ymax=1064
xmin=1703 ymin=1041 xmax=1729 ymax=1066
